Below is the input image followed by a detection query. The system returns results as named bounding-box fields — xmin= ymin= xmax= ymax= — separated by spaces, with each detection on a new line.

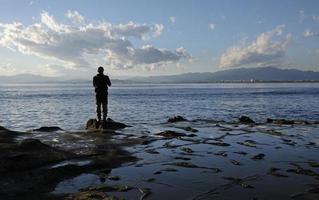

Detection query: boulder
xmin=86 ymin=118 xmax=128 ymax=130
xmin=239 ymin=116 xmax=255 ymax=124
xmin=167 ymin=115 xmax=188 ymax=123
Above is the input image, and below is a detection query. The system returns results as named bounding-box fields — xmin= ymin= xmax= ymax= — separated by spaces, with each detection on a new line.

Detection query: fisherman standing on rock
xmin=93 ymin=66 xmax=111 ymax=123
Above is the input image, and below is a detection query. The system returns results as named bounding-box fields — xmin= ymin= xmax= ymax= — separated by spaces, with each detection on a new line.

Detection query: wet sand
xmin=1 ymin=117 xmax=319 ymax=200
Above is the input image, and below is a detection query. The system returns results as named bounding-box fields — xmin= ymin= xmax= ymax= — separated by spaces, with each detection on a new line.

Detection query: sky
xmin=0 ymin=0 xmax=318 ymax=78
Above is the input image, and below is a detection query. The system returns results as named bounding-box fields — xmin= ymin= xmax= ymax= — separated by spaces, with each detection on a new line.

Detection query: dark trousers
xmin=96 ymin=95 xmax=108 ymax=121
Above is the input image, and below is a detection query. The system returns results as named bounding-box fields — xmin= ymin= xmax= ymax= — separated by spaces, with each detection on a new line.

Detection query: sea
xmin=0 ymin=82 xmax=319 ymax=131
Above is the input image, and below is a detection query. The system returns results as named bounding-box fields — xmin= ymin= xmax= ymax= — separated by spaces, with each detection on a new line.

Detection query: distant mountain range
xmin=128 ymin=67 xmax=319 ymax=83
xmin=0 ymin=67 xmax=319 ymax=83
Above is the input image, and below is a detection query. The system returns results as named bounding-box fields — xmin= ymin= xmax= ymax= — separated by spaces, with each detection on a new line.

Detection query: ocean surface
xmin=0 ymin=82 xmax=319 ymax=131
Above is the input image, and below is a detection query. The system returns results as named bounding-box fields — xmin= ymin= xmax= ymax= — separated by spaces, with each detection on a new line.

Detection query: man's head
xmin=98 ymin=66 xmax=104 ymax=74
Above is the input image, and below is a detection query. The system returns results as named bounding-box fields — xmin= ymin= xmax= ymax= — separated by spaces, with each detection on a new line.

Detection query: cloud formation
xmin=303 ymin=29 xmax=319 ymax=37
xmin=219 ymin=25 xmax=291 ymax=68
xmin=66 ymin=10 xmax=84 ymax=24
xmin=0 ymin=11 xmax=189 ymax=70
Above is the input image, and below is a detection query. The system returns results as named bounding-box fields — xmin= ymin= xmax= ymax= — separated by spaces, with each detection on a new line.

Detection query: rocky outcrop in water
xmin=239 ymin=116 xmax=255 ymax=124
xmin=86 ymin=118 xmax=128 ymax=130
xmin=0 ymin=125 xmax=136 ymax=200
xmin=167 ymin=115 xmax=188 ymax=123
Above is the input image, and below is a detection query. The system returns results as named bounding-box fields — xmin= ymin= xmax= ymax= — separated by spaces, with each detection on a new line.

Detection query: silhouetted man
xmin=93 ymin=66 xmax=111 ymax=122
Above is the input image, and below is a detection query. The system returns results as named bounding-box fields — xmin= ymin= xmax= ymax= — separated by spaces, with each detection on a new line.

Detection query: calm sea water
xmin=0 ymin=82 xmax=319 ymax=131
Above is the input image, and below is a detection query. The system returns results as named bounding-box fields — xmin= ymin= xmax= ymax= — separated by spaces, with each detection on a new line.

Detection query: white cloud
xmin=219 ymin=25 xmax=291 ymax=68
xmin=303 ymin=29 xmax=319 ymax=37
xmin=66 ymin=10 xmax=84 ymax=24
xmin=153 ymin=24 xmax=164 ymax=37
xmin=208 ymin=23 xmax=215 ymax=30
xmin=0 ymin=11 xmax=189 ymax=71
xmin=169 ymin=16 xmax=176 ymax=23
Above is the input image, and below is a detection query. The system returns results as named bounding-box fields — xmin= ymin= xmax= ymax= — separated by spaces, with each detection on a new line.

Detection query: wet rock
xmin=206 ymin=141 xmax=231 ymax=147
xmin=65 ymin=190 xmax=116 ymax=200
xmin=266 ymin=118 xmax=294 ymax=125
xmin=108 ymin=175 xmax=120 ymax=181
xmin=86 ymin=118 xmax=128 ymax=131
xmin=182 ymin=126 xmax=198 ymax=132
xmin=82 ymin=184 xmax=132 ymax=193
xmin=230 ymin=159 xmax=242 ymax=166
xmin=0 ymin=139 xmax=72 ymax=173
xmin=233 ymin=151 xmax=248 ymax=156
xmin=0 ymin=126 xmax=8 ymax=131
xmin=156 ymin=130 xmax=187 ymax=138
xmin=237 ymin=140 xmax=257 ymax=148
xmin=287 ymin=164 xmax=319 ymax=177
xmin=33 ymin=126 xmax=63 ymax=132
xmin=268 ymin=168 xmax=288 ymax=178
xmin=239 ymin=116 xmax=255 ymax=124
xmin=153 ymin=171 xmax=162 ymax=175
xmin=180 ymin=147 xmax=194 ymax=153
xmin=251 ymin=153 xmax=265 ymax=160
xmin=166 ymin=162 xmax=221 ymax=173
xmin=167 ymin=115 xmax=188 ymax=123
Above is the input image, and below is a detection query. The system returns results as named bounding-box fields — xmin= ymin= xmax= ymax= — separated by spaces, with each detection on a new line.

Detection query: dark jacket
xmin=93 ymin=73 xmax=111 ymax=97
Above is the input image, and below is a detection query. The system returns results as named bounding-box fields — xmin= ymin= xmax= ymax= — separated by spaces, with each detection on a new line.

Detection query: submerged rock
xmin=167 ymin=115 xmax=188 ymax=123
xmin=239 ymin=116 xmax=255 ymax=124
xmin=86 ymin=118 xmax=128 ymax=130
xmin=33 ymin=126 xmax=63 ymax=132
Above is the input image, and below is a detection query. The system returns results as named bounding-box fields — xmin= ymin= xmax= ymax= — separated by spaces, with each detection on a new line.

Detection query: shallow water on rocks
xmin=47 ymin=120 xmax=319 ymax=200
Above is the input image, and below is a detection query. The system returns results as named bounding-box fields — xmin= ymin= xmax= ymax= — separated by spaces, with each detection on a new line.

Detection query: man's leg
xmin=102 ymin=100 xmax=108 ymax=121
xmin=102 ymin=95 xmax=107 ymax=121
xmin=96 ymin=98 xmax=102 ymax=122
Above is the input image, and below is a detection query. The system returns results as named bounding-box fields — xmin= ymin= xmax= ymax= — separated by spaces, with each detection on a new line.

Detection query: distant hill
xmin=128 ymin=67 xmax=319 ymax=83
xmin=1 ymin=67 xmax=318 ymax=83
xmin=0 ymin=73 xmax=132 ymax=84
xmin=0 ymin=74 xmax=60 ymax=83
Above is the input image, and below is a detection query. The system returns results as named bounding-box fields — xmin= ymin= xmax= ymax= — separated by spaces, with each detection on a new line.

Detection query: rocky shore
xmin=1 ymin=116 xmax=319 ymax=200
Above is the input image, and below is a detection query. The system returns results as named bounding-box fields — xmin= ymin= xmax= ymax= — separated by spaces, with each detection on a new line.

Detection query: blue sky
xmin=0 ymin=0 xmax=318 ymax=78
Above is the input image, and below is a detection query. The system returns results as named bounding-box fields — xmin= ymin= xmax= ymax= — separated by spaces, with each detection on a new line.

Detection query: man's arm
xmin=106 ymin=76 xmax=111 ymax=87
xmin=93 ymin=76 xmax=97 ymax=88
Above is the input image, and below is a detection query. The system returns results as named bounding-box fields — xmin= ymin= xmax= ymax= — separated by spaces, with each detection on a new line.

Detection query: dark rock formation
xmin=0 ymin=125 xmax=137 ymax=199
xmin=167 ymin=115 xmax=188 ymax=123
xmin=239 ymin=116 xmax=255 ymax=124
xmin=155 ymin=130 xmax=187 ymax=138
xmin=86 ymin=118 xmax=128 ymax=131
xmin=33 ymin=126 xmax=63 ymax=132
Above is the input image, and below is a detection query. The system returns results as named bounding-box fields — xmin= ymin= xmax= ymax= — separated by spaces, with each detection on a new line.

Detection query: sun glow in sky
xmin=0 ymin=0 xmax=318 ymax=78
